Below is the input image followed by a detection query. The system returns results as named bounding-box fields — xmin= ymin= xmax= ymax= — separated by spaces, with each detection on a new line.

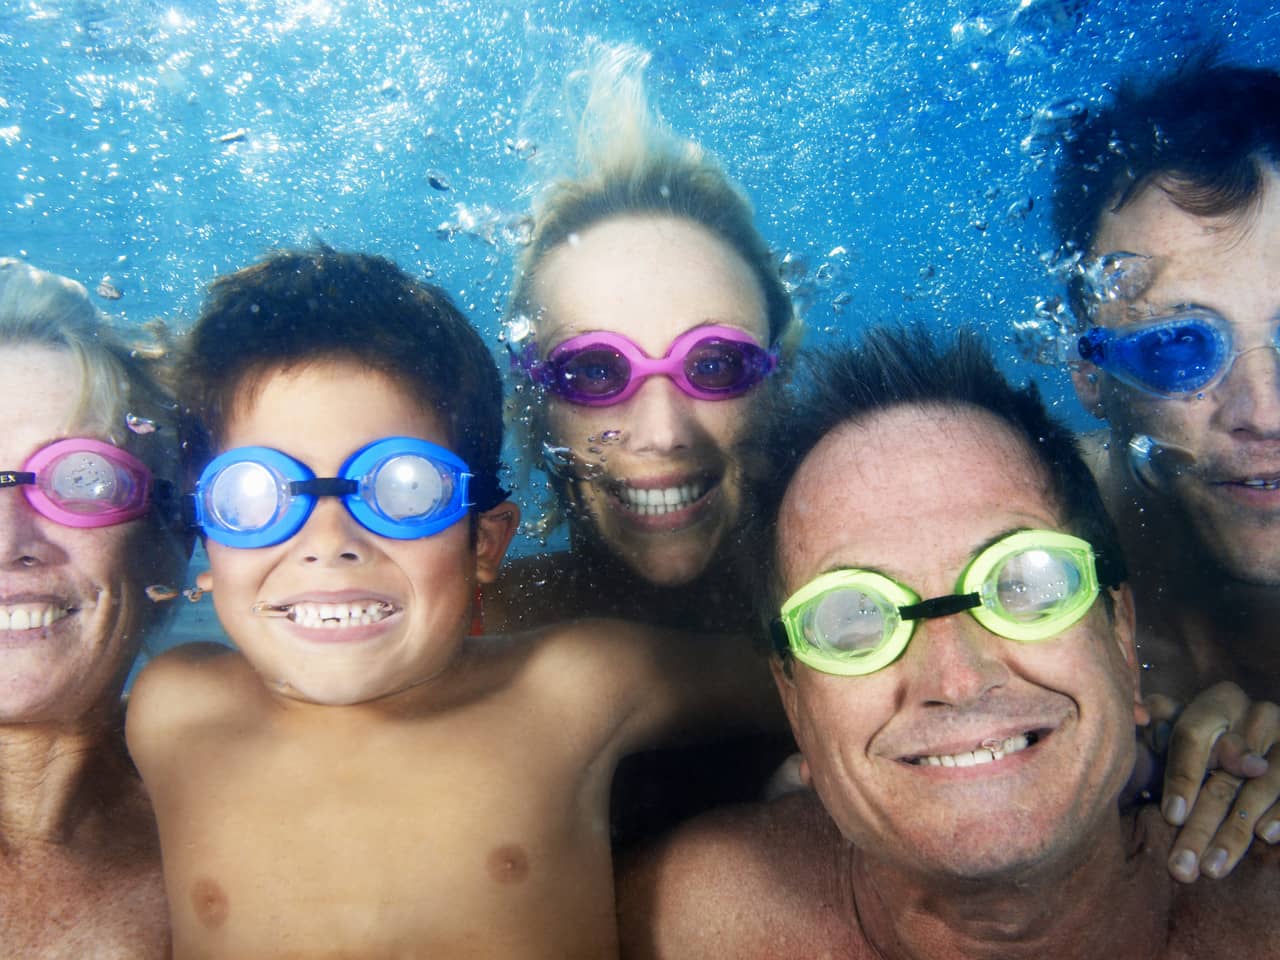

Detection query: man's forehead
xmin=776 ymin=405 xmax=1060 ymax=585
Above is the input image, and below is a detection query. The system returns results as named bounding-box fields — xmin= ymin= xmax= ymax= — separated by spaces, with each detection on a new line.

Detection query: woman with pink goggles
xmin=487 ymin=47 xmax=795 ymax=638
xmin=0 ymin=258 xmax=186 ymax=958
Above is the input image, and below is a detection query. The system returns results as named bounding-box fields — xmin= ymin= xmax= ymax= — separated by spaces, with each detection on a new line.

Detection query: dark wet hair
xmin=1052 ymin=52 xmax=1280 ymax=318
xmin=738 ymin=326 xmax=1125 ymax=649
xmin=177 ymin=247 xmax=506 ymax=511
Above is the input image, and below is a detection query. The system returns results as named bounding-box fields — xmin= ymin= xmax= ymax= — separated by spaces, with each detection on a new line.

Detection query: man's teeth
xmin=287 ymin=601 xmax=396 ymax=628
xmin=620 ymin=482 xmax=706 ymax=515
xmin=912 ymin=733 xmax=1034 ymax=768
xmin=0 ymin=603 xmax=71 ymax=630
xmin=1241 ymin=478 xmax=1280 ymax=491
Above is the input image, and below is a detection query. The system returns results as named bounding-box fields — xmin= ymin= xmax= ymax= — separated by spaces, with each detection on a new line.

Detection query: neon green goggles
xmin=773 ymin=530 xmax=1117 ymax=677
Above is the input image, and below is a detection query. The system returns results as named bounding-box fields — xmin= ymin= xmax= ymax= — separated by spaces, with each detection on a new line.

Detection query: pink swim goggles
xmin=514 ymin=325 xmax=778 ymax=407
xmin=1 ymin=438 xmax=156 ymax=528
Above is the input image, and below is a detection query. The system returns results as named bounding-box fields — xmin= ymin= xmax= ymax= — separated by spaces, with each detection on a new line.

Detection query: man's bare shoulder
xmin=618 ymin=791 xmax=868 ymax=960
xmin=1167 ymin=834 xmax=1280 ymax=956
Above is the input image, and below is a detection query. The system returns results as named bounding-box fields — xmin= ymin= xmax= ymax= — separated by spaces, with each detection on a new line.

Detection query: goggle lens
xmin=206 ymin=460 xmax=286 ymax=534
xmin=367 ymin=453 xmax=450 ymax=522
xmin=553 ymin=347 xmax=631 ymax=401
xmin=683 ymin=339 xmax=756 ymax=393
xmin=985 ymin=547 xmax=1084 ymax=625
xmin=802 ymin=587 xmax=898 ymax=657
xmin=1120 ymin=320 xmax=1223 ymax=393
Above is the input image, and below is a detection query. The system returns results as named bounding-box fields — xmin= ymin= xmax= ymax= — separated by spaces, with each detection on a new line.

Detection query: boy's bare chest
xmin=158 ymin=712 xmax=619 ymax=958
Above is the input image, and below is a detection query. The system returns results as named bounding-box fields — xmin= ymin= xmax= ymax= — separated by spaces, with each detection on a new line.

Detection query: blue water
xmin=3 ymin=0 xmax=1276 ymax=646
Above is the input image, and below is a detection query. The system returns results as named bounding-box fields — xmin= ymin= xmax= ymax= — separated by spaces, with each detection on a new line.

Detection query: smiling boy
xmin=125 ymin=248 xmax=775 ymax=959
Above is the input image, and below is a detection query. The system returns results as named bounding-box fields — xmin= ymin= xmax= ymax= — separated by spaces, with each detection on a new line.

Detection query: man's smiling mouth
xmin=0 ymin=602 xmax=72 ymax=630
xmin=252 ymin=600 xmax=398 ymax=627
xmin=903 ymin=731 xmax=1042 ymax=768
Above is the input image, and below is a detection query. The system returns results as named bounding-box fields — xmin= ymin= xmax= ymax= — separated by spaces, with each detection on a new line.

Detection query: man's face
xmin=1074 ymin=167 xmax=1280 ymax=585
xmin=772 ymin=405 xmax=1142 ymax=882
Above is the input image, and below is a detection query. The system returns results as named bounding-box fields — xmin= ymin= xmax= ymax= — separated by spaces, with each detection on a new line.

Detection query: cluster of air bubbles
xmin=585 ymin=429 xmax=624 ymax=456
xmin=1080 ymin=251 xmax=1154 ymax=306
xmin=502 ymin=314 xmax=534 ymax=345
xmin=1011 ymin=295 xmax=1074 ymax=365
xmin=503 ymin=137 xmax=538 ymax=161
xmin=541 ymin=443 xmax=575 ymax=477
xmin=126 ymin=413 xmax=158 ymax=434
xmin=778 ymin=246 xmax=853 ymax=323
xmin=1038 ymin=245 xmax=1083 ymax=283
xmin=1020 ymin=96 xmax=1088 ymax=163
xmin=436 ymin=204 xmax=534 ymax=248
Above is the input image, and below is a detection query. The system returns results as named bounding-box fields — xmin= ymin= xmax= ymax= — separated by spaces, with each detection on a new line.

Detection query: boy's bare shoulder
xmin=126 ymin=643 xmax=259 ymax=754
xmin=618 ymin=791 xmax=863 ymax=959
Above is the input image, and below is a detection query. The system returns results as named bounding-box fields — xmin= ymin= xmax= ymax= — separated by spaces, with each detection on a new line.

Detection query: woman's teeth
xmin=0 ymin=603 xmax=70 ymax=630
xmin=912 ymin=733 xmax=1035 ymax=768
xmin=619 ymin=482 xmax=706 ymax=515
xmin=1240 ymin=478 xmax=1280 ymax=491
xmin=253 ymin=601 xmax=396 ymax=627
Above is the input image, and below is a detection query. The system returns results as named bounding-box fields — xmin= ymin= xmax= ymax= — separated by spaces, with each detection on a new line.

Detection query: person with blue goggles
xmin=191 ymin=436 xmax=473 ymax=548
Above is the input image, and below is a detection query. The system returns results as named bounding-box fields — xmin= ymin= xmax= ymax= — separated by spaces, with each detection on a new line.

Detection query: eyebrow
xmin=815 ymin=525 xmax=1039 ymax=581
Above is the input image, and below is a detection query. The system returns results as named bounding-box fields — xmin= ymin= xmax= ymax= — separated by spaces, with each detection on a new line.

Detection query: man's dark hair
xmin=178 ymin=247 xmax=506 ymax=511
xmin=1052 ymin=52 xmax=1280 ymax=318
xmin=738 ymin=326 xmax=1125 ymax=651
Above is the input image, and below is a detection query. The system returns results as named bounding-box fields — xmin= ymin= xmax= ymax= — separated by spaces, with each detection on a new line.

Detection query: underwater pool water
xmin=2 ymin=0 xmax=1275 ymax=646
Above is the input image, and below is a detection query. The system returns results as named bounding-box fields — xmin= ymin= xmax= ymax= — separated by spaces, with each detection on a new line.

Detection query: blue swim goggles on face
xmin=192 ymin=437 xmax=473 ymax=548
xmin=1077 ymin=310 xmax=1280 ymax=398
xmin=773 ymin=530 xmax=1122 ymax=677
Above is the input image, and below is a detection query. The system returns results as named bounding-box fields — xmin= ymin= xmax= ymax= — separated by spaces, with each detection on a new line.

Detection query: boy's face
xmin=198 ymin=360 xmax=511 ymax=706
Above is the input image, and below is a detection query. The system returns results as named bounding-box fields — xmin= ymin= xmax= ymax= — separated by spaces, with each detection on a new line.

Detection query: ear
xmin=1070 ymin=362 xmax=1107 ymax=422
xmin=767 ymin=657 xmax=814 ymax=787
xmin=474 ymin=501 xmax=520 ymax=583
xmin=1108 ymin=583 xmax=1148 ymax=726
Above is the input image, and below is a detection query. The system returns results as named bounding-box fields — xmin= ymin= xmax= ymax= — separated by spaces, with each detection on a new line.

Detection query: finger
xmin=1193 ymin=768 xmax=1280 ymax=879
xmin=1145 ymin=692 xmax=1184 ymax=725
xmin=1162 ymin=682 xmax=1251 ymax=825
xmin=1167 ymin=769 xmax=1245 ymax=883
xmin=1213 ymin=731 xmax=1269 ymax=780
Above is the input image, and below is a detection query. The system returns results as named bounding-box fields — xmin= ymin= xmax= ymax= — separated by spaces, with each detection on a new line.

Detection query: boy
xmin=126 ymin=248 xmax=775 ymax=959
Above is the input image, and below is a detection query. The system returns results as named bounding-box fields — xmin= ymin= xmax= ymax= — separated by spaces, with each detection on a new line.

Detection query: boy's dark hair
xmin=738 ymin=326 xmax=1125 ymax=649
xmin=1052 ymin=52 xmax=1280 ymax=318
xmin=178 ymin=247 xmax=506 ymax=510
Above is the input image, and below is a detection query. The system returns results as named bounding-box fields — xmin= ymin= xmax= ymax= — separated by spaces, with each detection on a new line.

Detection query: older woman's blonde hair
xmin=505 ymin=44 xmax=797 ymax=537
xmin=0 ymin=257 xmax=180 ymax=487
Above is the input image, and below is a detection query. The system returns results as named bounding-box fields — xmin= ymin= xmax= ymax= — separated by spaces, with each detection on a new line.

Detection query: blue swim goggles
xmin=1078 ymin=311 xmax=1280 ymax=398
xmin=191 ymin=437 xmax=473 ymax=548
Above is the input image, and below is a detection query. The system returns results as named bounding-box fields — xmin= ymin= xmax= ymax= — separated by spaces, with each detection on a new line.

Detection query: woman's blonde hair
xmin=505 ymin=44 xmax=797 ymax=537
xmin=0 ymin=257 xmax=180 ymax=487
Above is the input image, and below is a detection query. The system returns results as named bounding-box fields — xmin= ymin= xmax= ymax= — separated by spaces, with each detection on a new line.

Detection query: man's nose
xmin=1216 ymin=346 xmax=1280 ymax=439
xmin=905 ymin=613 xmax=1011 ymax=708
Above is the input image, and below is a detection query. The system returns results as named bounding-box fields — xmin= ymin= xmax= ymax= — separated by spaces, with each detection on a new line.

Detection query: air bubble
xmin=126 ymin=413 xmax=158 ymax=434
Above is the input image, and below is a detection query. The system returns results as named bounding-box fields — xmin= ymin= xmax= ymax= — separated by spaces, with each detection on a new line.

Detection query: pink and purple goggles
xmin=1 ymin=438 xmax=155 ymax=528
xmin=514 ymin=325 xmax=778 ymax=407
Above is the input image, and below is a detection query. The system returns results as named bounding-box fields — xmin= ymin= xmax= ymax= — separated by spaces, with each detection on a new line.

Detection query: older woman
xmin=484 ymin=46 xmax=795 ymax=635
xmin=0 ymin=258 xmax=186 ymax=957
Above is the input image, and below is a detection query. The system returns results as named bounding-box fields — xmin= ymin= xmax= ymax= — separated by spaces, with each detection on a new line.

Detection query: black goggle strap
xmin=0 ymin=471 xmax=36 ymax=488
xmin=898 ymin=591 xmax=981 ymax=622
xmin=289 ymin=477 xmax=358 ymax=498
xmin=1094 ymin=547 xmax=1126 ymax=591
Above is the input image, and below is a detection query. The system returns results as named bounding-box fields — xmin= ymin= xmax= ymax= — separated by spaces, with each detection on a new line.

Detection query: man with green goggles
xmin=774 ymin=529 xmax=1124 ymax=677
xmin=619 ymin=329 xmax=1280 ymax=960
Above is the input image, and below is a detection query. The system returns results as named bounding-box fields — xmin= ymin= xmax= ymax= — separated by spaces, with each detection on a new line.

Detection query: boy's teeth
xmin=0 ymin=603 xmax=70 ymax=630
xmin=620 ymin=482 xmax=706 ymax=515
xmin=1241 ymin=478 xmax=1280 ymax=491
xmin=253 ymin=601 xmax=396 ymax=627
xmin=913 ymin=733 xmax=1033 ymax=768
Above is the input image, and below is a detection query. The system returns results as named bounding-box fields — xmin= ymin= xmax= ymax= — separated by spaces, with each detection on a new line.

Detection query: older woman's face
xmin=0 ymin=345 xmax=161 ymax=725
xmin=530 ymin=215 xmax=770 ymax=586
